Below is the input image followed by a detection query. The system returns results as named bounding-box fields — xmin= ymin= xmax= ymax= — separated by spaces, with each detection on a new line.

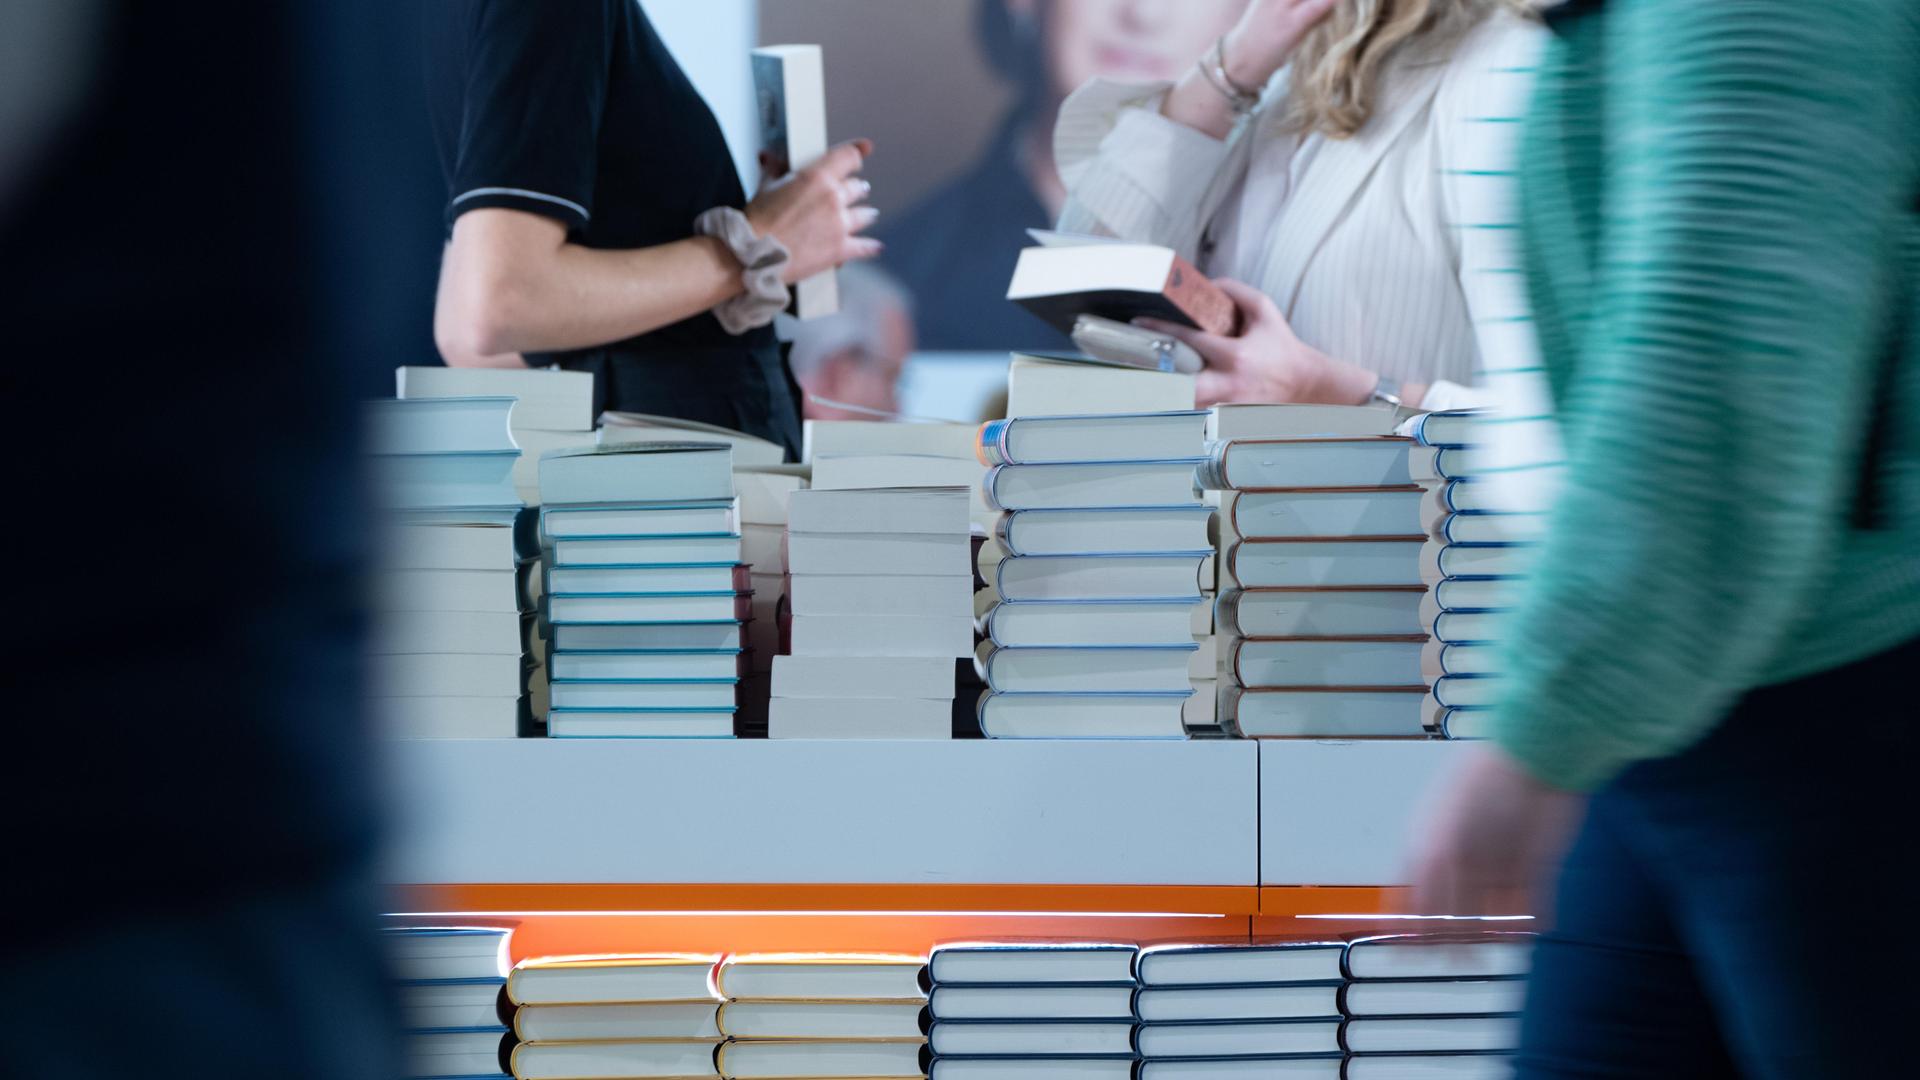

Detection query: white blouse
xmin=1054 ymin=10 xmax=1548 ymax=413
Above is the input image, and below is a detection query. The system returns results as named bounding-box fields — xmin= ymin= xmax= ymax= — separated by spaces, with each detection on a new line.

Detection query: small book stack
xmin=1338 ymin=934 xmax=1532 ymax=1080
xmin=367 ymin=396 xmax=533 ymax=737
xmin=714 ymin=954 xmax=928 ymax=1080
xmin=923 ymin=944 xmax=1139 ymax=1080
xmin=601 ymin=411 xmax=788 ymax=466
xmin=735 ymin=465 xmax=808 ymax=737
xmin=972 ymin=411 xmax=1212 ymax=738
xmin=387 ymin=926 xmax=514 ymax=1080
xmin=771 ymin=486 xmax=974 ymax=738
xmin=1132 ymin=943 xmax=1346 ymax=1079
xmin=537 ymin=444 xmax=750 ymax=738
xmin=1408 ymin=412 xmax=1540 ymax=740
xmin=397 ymin=365 xmax=597 ymax=505
xmin=1197 ymin=411 xmax=1433 ymax=739
xmin=803 ymin=419 xmax=987 ymax=522
xmin=506 ymin=954 xmax=725 ymax=1080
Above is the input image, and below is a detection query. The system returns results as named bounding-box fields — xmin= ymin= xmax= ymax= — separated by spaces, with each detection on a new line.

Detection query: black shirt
xmin=425 ymin=0 xmax=801 ymax=453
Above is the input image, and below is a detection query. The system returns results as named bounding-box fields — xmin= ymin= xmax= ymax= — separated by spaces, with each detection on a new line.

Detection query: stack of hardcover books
xmin=803 ymin=419 xmax=987 ymax=527
xmin=714 ymin=955 xmax=927 ymax=1080
xmin=397 ymin=365 xmax=596 ymax=505
xmin=506 ymin=955 xmax=726 ymax=1080
xmin=1408 ymin=411 xmax=1541 ymax=740
xmin=1338 ymin=934 xmax=1532 ymax=1079
xmin=367 ymin=396 xmax=533 ymax=737
xmin=973 ymin=411 xmax=1212 ymax=738
xmin=771 ymin=486 xmax=973 ymax=738
xmin=923 ymin=944 xmax=1139 ymax=1080
xmin=1197 ymin=419 xmax=1432 ymax=739
xmin=388 ymin=926 xmax=514 ymax=1080
xmin=536 ymin=444 xmax=750 ymax=738
xmin=1133 ymin=943 xmax=1346 ymax=1078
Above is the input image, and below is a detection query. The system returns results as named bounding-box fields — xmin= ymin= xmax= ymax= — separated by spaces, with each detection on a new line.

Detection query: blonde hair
xmin=1280 ymin=0 xmax=1532 ymax=138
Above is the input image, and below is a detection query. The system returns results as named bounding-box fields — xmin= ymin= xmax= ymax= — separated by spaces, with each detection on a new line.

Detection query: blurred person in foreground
xmin=1057 ymin=0 xmax=1544 ymax=412
xmin=1 ymin=1 xmax=439 ymax=1076
xmin=787 ymin=264 xmax=916 ymax=421
xmin=880 ymin=0 xmax=1245 ymax=351
xmin=426 ymin=0 xmax=881 ymax=458
xmin=1407 ymin=2 xmax=1920 ymax=1075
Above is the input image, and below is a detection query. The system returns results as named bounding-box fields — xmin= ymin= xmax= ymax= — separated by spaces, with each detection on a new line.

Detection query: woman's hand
xmin=1404 ymin=746 xmax=1587 ymax=918
xmin=1222 ymin=0 xmax=1339 ymax=90
xmin=746 ymin=138 xmax=882 ymax=283
xmin=1137 ymin=279 xmax=1376 ymax=407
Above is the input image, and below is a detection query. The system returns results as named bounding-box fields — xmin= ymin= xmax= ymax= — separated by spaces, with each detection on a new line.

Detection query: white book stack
xmin=771 ymin=486 xmax=973 ymax=738
xmin=1133 ymin=943 xmax=1347 ymax=1080
xmin=386 ymin=926 xmax=514 ymax=1080
xmin=367 ymin=396 xmax=530 ymax=738
xmin=802 ymin=419 xmax=988 ymax=528
xmin=974 ymin=410 xmax=1212 ymax=739
xmin=599 ymin=411 xmax=788 ymax=466
xmin=396 ymin=366 xmax=596 ymax=506
xmin=1195 ymin=406 xmax=1449 ymax=740
xmin=1338 ymin=934 xmax=1533 ymax=1080
xmin=508 ymin=955 xmax=726 ymax=1080
xmin=735 ymin=465 xmax=808 ymax=738
xmin=923 ymin=944 xmax=1138 ymax=1080
xmin=715 ymin=955 xmax=927 ymax=1080
xmin=1406 ymin=412 xmax=1542 ymax=740
xmin=537 ymin=443 xmax=749 ymax=738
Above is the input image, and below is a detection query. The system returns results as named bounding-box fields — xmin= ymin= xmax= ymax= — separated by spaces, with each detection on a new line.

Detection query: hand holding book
xmin=1135 ymin=279 xmax=1383 ymax=408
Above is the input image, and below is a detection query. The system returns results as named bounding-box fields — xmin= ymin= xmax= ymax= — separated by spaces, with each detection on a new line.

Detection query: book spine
xmin=976 ymin=419 xmax=1013 ymax=467
xmin=1195 ymin=442 xmax=1230 ymax=491
xmin=1165 ymin=253 xmax=1237 ymax=336
xmin=982 ymin=465 xmax=1011 ymax=512
xmin=993 ymin=512 xmax=1019 ymax=555
xmin=1214 ymin=589 xmax=1243 ymax=639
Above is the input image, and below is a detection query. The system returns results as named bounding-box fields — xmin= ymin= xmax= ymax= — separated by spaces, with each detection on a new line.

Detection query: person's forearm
xmin=436 ymin=214 xmax=743 ymax=360
xmin=1161 ymin=67 xmax=1241 ymax=141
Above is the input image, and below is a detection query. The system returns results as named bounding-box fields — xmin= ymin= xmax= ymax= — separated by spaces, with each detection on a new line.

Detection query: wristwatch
xmin=1369 ymin=374 xmax=1405 ymax=410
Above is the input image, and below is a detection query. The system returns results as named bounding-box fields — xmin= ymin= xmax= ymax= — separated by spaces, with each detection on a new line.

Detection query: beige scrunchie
xmin=694 ymin=206 xmax=791 ymax=334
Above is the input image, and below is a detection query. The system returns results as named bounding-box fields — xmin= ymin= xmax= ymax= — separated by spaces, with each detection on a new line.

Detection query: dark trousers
xmin=1517 ymin=635 xmax=1920 ymax=1078
xmin=0 ymin=879 xmax=401 ymax=1079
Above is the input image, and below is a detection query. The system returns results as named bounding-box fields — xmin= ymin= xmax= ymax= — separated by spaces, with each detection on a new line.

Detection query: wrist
xmin=1303 ymin=351 xmax=1379 ymax=406
xmin=1220 ymin=25 xmax=1286 ymax=90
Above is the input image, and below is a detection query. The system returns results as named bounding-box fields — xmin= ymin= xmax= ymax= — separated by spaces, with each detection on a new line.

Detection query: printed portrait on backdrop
xmin=761 ymin=0 xmax=1244 ymax=353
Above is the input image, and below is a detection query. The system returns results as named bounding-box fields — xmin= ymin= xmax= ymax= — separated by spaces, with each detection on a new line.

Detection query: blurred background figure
xmin=786 ymin=264 xmax=917 ymax=420
xmin=2 ymin=0 xmax=440 ymax=1075
xmin=1409 ymin=2 xmax=1920 ymax=1076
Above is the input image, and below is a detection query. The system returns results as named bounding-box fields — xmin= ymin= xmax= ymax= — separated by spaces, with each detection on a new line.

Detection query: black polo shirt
xmin=425 ymin=0 xmax=801 ymax=452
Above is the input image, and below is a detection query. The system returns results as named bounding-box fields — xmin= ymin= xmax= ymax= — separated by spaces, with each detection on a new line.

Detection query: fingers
xmin=842 ymin=236 xmax=884 ymax=262
xmin=1214 ymin=278 xmax=1278 ymax=322
xmin=842 ymin=177 xmax=873 ymax=206
xmin=1135 ymin=316 xmax=1240 ymax=374
xmin=1194 ymin=369 xmax=1233 ymax=408
xmin=845 ymin=205 xmax=880 ymax=233
xmin=817 ymin=138 xmax=873 ymax=180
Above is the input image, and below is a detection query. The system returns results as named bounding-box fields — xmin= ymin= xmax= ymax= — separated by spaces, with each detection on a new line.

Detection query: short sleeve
xmin=446 ymin=0 xmax=612 ymax=230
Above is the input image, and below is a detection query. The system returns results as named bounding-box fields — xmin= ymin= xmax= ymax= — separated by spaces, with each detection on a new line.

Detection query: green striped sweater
xmin=1489 ymin=1 xmax=1920 ymax=790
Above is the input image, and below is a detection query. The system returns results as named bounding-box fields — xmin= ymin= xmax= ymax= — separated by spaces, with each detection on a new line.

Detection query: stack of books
xmin=771 ymin=486 xmax=974 ymax=738
xmin=1408 ymin=412 xmax=1540 ymax=740
xmin=803 ymin=419 xmax=987 ymax=527
xmin=388 ymin=926 xmax=514 ymax=1080
xmin=537 ymin=444 xmax=750 ymax=738
xmin=923 ymin=944 xmax=1139 ymax=1080
xmin=367 ymin=396 xmax=533 ymax=738
xmin=735 ymin=465 xmax=808 ymax=737
xmin=506 ymin=955 xmax=726 ymax=1080
xmin=973 ymin=411 xmax=1213 ymax=738
xmin=714 ymin=954 xmax=927 ymax=1080
xmin=1338 ymin=934 xmax=1532 ymax=1079
xmin=1197 ymin=413 xmax=1436 ymax=739
xmin=1132 ymin=943 xmax=1346 ymax=1079
xmin=397 ymin=366 xmax=596 ymax=505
